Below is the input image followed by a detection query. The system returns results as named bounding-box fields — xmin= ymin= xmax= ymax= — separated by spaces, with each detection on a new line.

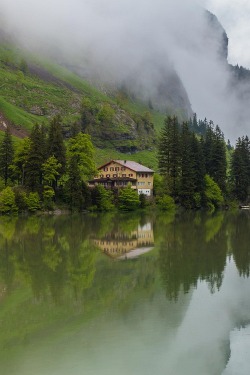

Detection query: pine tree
xmin=192 ymin=135 xmax=206 ymax=206
xmin=203 ymin=123 xmax=227 ymax=193
xmin=0 ymin=127 xmax=14 ymax=186
xmin=64 ymin=155 xmax=84 ymax=211
xmin=179 ymin=122 xmax=195 ymax=208
xmin=210 ymin=125 xmax=227 ymax=193
xmin=231 ymin=136 xmax=250 ymax=202
xmin=158 ymin=116 xmax=180 ymax=197
xmin=47 ymin=115 xmax=66 ymax=178
xmin=25 ymin=124 xmax=47 ymax=191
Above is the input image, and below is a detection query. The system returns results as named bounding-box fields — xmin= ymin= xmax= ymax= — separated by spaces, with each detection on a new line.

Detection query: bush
xmin=204 ymin=174 xmax=224 ymax=209
xmin=139 ymin=193 xmax=147 ymax=208
xmin=91 ymin=185 xmax=114 ymax=211
xmin=118 ymin=186 xmax=140 ymax=211
xmin=25 ymin=192 xmax=41 ymax=212
xmin=157 ymin=194 xmax=175 ymax=211
xmin=0 ymin=187 xmax=17 ymax=213
xmin=13 ymin=187 xmax=28 ymax=211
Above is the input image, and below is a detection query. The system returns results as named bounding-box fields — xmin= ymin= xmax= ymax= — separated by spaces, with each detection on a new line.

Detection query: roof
xmin=89 ymin=177 xmax=137 ymax=183
xmin=98 ymin=160 xmax=154 ymax=173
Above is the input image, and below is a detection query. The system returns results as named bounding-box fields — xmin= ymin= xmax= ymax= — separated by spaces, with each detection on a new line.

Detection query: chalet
xmin=89 ymin=160 xmax=154 ymax=196
xmin=93 ymin=222 xmax=154 ymax=259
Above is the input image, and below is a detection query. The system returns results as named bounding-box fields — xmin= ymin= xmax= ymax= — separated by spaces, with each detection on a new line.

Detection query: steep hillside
xmin=0 ymin=42 xmax=162 ymax=162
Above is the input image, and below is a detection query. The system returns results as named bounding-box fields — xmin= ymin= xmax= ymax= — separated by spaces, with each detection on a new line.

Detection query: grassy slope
xmin=0 ymin=43 xmax=163 ymax=169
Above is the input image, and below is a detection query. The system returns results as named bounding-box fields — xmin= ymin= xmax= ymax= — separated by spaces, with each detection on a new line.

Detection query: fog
xmin=1 ymin=0 xmax=249 ymax=141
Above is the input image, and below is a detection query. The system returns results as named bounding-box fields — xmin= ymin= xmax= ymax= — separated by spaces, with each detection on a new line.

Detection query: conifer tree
xmin=25 ymin=124 xmax=47 ymax=191
xmin=65 ymin=155 xmax=84 ymax=210
xmin=203 ymin=123 xmax=227 ymax=193
xmin=192 ymin=135 xmax=206 ymax=205
xmin=158 ymin=116 xmax=180 ymax=197
xmin=179 ymin=122 xmax=195 ymax=208
xmin=0 ymin=127 xmax=14 ymax=186
xmin=231 ymin=136 xmax=250 ymax=202
xmin=210 ymin=125 xmax=227 ymax=193
xmin=47 ymin=115 xmax=66 ymax=178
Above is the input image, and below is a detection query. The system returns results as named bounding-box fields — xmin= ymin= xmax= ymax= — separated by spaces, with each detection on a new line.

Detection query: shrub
xmin=91 ymin=185 xmax=114 ymax=211
xmin=204 ymin=174 xmax=224 ymax=209
xmin=0 ymin=187 xmax=17 ymax=213
xmin=43 ymin=186 xmax=55 ymax=210
xmin=13 ymin=187 xmax=28 ymax=211
xmin=118 ymin=186 xmax=140 ymax=211
xmin=25 ymin=192 xmax=41 ymax=212
xmin=139 ymin=193 xmax=147 ymax=208
xmin=157 ymin=194 xmax=175 ymax=211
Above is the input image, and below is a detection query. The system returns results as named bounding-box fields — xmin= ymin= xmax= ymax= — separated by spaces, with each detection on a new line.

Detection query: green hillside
xmin=0 ymin=42 xmax=165 ymax=169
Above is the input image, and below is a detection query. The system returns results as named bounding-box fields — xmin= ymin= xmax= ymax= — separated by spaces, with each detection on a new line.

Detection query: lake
xmin=0 ymin=210 xmax=249 ymax=375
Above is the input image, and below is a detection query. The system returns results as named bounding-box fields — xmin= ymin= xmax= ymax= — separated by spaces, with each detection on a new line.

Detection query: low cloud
xmin=1 ymin=0 xmax=249 ymax=142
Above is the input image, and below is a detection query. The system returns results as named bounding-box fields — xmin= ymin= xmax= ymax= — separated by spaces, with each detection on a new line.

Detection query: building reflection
xmin=94 ymin=222 xmax=154 ymax=259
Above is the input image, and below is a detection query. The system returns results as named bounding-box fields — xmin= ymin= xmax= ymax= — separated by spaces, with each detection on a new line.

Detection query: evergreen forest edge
xmin=0 ymin=113 xmax=249 ymax=214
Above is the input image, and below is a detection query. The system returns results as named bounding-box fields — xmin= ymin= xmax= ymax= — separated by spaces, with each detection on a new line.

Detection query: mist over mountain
xmin=0 ymin=0 xmax=250 ymax=141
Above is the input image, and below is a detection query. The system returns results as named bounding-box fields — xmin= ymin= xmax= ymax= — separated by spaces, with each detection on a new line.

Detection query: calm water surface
xmin=0 ymin=210 xmax=249 ymax=375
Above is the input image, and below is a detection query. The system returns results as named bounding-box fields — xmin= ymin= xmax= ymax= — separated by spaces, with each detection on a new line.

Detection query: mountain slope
xmin=0 ymin=42 xmax=161 ymax=158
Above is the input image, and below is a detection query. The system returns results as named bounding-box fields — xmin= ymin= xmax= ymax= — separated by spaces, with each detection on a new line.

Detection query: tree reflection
xmin=0 ymin=215 xmax=98 ymax=302
xmin=231 ymin=211 xmax=250 ymax=277
xmin=157 ymin=211 xmax=228 ymax=300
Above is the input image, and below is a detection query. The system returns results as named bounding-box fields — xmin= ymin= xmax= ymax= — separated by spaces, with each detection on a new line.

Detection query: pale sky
xmin=205 ymin=0 xmax=250 ymax=68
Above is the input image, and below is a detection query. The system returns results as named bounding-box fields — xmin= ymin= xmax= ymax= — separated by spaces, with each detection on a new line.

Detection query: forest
xmin=0 ymin=114 xmax=249 ymax=214
xmin=157 ymin=115 xmax=250 ymax=210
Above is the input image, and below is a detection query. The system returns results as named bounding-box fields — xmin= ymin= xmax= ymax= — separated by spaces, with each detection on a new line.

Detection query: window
xmin=106 ymin=174 xmax=110 ymax=177
xmin=122 ymin=174 xmax=126 ymax=177
xmin=121 ymin=167 xmax=125 ymax=171
xmin=148 ymin=182 xmax=151 ymax=186
xmin=110 ymin=167 xmax=114 ymax=171
xmin=104 ymin=167 xmax=108 ymax=171
xmin=113 ymin=174 xmax=117 ymax=177
xmin=128 ymin=173 xmax=134 ymax=177
xmin=115 ymin=167 xmax=119 ymax=171
xmin=145 ymin=174 xmax=148 ymax=178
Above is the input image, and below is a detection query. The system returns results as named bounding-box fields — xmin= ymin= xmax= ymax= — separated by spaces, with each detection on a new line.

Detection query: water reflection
xmin=156 ymin=211 xmax=228 ymax=300
xmin=0 ymin=211 xmax=250 ymax=374
xmin=0 ymin=211 xmax=250 ymax=304
xmin=0 ymin=215 xmax=98 ymax=301
xmin=230 ymin=210 xmax=250 ymax=277
xmin=94 ymin=220 xmax=154 ymax=259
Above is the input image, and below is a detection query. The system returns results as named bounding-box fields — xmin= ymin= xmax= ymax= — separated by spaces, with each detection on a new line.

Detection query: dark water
xmin=0 ymin=210 xmax=249 ymax=375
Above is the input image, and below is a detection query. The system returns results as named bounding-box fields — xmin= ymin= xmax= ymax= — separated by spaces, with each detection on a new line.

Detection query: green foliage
xmin=64 ymin=156 xmax=87 ymax=211
xmin=158 ymin=116 xmax=180 ymax=197
xmin=13 ymin=187 xmax=28 ymax=211
xmin=139 ymin=193 xmax=147 ymax=209
xmin=91 ymin=185 xmax=114 ymax=211
xmin=204 ymin=174 xmax=224 ymax=210
xmin=25 ymin=124 xmax=47 ymax=191
xmin=67 ymin=133 xmax=97 ymax=181
xmin=25 ymin=192 xmax=41 ymax=212
xmin=157 ymin=194 xmax=175 ymax=211
xmin=47 ymin=115 xmax=66 ymax=177
xmin=0 ymin=127 xmax=14 ymax=186
xmin=118 ymin=186 xmax=140 ymax=211
xmin=42 ymin=156 xmax=62 ymax=185
xmin=12 ymin=137 xmax=31 ymax=185
xmin=97 ymin=103 xmax=115 ymax=123
xmin=230 ymin=135 xmax=250 ymax=202
xmin=203 ymin=123 xmax=227 ymax=193
xmin=43 ymin=186 xmax=55 ymax=209
xmin=0 ymin=187 xmax=17 ymax=213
